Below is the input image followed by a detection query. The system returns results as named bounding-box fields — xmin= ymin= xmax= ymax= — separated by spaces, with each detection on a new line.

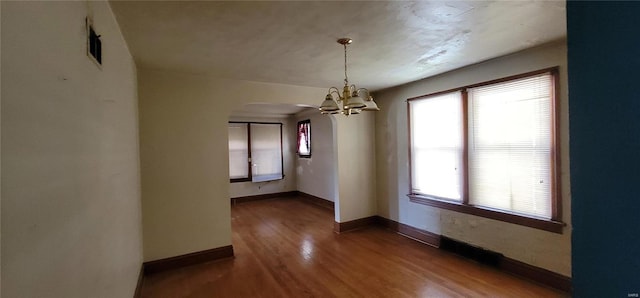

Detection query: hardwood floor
xmin=141 ymin=197 xmax=568 ymax=297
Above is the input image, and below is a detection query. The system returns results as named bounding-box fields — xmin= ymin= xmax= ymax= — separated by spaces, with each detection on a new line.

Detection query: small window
xmin=408 ymin=67 xmax=563 ymax=233
xmin=228 ymin=122 xmax=284 ymax=183
xmin=86 ymin=17 xmax=102 ymax=66
xmin=297 ymin=120 xmax=311 ymax=158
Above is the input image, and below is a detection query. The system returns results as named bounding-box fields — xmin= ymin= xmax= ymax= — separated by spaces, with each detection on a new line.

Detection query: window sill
xmin=230 ymin=178 xmax=251 ymax=183
xmin=231 ymin=175 xmax=285 ymax=183
xmin=252 ymin=174 xmax=284 ymax=183
xmin=407 ymin=194 xmax=565 ymax=234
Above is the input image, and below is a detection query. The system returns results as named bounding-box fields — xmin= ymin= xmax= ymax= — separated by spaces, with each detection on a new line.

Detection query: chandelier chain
xmin=343 ymin=43 xmax=348 ymax=86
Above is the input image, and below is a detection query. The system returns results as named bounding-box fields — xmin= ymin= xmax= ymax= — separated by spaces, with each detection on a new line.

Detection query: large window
xmin=228 ymin=122 xmax=283 ymax=183
xmin=408 ymin=68 xmax=563 ymax=233
xmin=297 ymin=119 xmax=311 ymax=158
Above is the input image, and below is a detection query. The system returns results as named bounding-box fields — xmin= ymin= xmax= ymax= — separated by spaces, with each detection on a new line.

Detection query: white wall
xmin=294 ymin=109 xmax=337 ymax=202
xmin=228 ymin=115 xmax=296 ymax=198
xmin=374 ymin=40 xmax=571 ymax=276
xmin=1 ymin=1 xmax=143 ymax=297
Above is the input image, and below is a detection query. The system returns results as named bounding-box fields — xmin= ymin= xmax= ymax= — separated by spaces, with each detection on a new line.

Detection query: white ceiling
xmin=109 ymin=0 xmax=566 ymax=93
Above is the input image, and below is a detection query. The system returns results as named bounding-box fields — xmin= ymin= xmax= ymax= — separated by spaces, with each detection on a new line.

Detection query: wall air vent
xmin=86 ymin=17 xmax=102 ymax=67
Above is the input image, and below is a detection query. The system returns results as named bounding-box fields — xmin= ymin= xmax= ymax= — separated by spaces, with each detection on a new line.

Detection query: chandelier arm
xmin=356 ymin=88 xmax=371 ymax=99
xmin=329 ymin=89 xmax=343 ymax=100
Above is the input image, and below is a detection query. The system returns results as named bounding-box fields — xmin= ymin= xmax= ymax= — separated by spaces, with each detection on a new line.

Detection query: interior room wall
xmin=1 ymin=2 xmax=3 ymax=295
xmin=139 ymin=67 xmax=378 ymax=260
xmin=228 ymin=115 xmax=296 ymax=198
xmin=138 ymin=68 xmax=329 ymax=261
xmin=0 ymin=2 xmax=3 ymax=294
xmin=373 ymin=40 xmax=571 ymax=276
xmin=567 ymin=2 xmax=640 ymax=295
xmin=1 ymin=1 xmax=142 ymax=297
xmin=294 ymin=109 xmax=337 ymax=202
xmin=335 ymin=113 xmax=377 ymax=222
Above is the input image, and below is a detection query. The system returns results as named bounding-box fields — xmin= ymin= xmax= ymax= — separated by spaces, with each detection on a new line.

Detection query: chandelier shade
xmin=363 ymin=98 xmax=380 ymax=111
xmin=319 ymin=38 xmax=379 ymax=116
xmin=320 ymin=94 xmax=340 ymax=113
xmin=344 ymin=94 xmax=366 ymax=110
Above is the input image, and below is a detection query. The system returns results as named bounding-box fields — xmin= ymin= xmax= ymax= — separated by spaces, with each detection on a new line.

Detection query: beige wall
xmin=374 ymin=40 xmax=571 ymax=276
xmin=1 ymin=2 xmax=3 ymax=294
xmin=138 ymin=68 xmax=330 ymax=261
xmin=1 ymin=1 xmax=143 ymax=297
xmin=228 ymin=115 xmax=297 ymax=198
xmin=294 ymin=109 xmax=337 ymax=202
xmin=335 ymin=113 xmax=377 ymax=222
xmin=138 ymin=67 xmax=378 ymax=260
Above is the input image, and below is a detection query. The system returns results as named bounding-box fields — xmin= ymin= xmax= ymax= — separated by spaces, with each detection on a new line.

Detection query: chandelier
xmin=319 ymin=38 xmax=379 ymax=116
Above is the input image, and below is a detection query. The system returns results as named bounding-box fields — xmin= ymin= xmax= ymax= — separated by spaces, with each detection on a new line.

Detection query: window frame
xmin=407 ymin=67 xmax=564 ymax=233
xmin=228 ymin=121 xmax=284 ymax=183
xmin=297 ymin=119 xmax=312 ymax=158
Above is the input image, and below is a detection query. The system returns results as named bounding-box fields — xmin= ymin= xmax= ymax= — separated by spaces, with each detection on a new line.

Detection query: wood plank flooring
xmin=141 ymin=197 xmax=568 ymax=297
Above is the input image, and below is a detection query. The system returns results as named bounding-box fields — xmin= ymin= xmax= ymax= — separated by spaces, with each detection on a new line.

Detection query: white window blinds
xmin=409 ymin=91 xmax=464 ymax=201
xmin=250 ymin=123 xmax=283 ymax=182
xmin=228 ymin=123 xmax=249 ymax=179
xmin=468 ymin=73 xmax=553 ymax=219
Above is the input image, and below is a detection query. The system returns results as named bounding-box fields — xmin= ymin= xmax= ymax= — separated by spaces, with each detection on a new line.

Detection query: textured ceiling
xmin=110 ymin=1 xmax=566 ymax=92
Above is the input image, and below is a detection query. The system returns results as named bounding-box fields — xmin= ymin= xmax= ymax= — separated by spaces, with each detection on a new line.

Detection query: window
xmin=297 ymin=120 xmax=311 ymax=158
xmin=408 ymin=68 xmax=563 ymax=233
xmin=409 ymin=92 xmax=464 ymax=201
xmin=228 ymin=122 xmax=284 ymax=183
xmin=229 ymin=123 xmax=250 ymax=181
xmin=86 ymin=17 xmax=102 ymax=66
